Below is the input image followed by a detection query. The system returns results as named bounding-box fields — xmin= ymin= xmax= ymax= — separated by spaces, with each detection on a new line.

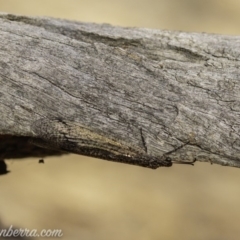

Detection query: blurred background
xmin=1 ymin=0 xmax=240 ymax=239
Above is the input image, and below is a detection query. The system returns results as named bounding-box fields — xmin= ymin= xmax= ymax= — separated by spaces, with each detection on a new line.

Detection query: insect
xmin=30 ymin=118 xmax=172 ymax=169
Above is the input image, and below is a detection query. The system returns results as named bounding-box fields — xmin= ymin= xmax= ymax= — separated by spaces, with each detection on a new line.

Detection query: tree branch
xmin=1 ymin=12 xmax=240 ymax=170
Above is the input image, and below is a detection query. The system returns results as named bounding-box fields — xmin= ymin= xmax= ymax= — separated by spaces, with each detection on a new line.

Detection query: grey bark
xmin=0 ymin=13 xmax=240 ymax=169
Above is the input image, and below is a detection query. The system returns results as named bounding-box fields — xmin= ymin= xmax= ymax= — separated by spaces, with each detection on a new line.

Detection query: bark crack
xmin=164 ymin=141 xmax=190 ymax=156
xmin=140 ymin=128 xmax=148 ymax=153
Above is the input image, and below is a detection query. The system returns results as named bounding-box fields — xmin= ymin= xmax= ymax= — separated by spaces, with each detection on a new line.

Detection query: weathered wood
xmin=1 ymin=12 xmax=240 ymax=169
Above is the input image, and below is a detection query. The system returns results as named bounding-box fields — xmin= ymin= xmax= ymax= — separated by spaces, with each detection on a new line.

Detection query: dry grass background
xmin=1 ymin=0 xmax=240 ymax=239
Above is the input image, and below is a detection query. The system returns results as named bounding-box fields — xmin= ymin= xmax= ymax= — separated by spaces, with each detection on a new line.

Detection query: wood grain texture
xmin=1 ymin=13 xmax=240 ymax=169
